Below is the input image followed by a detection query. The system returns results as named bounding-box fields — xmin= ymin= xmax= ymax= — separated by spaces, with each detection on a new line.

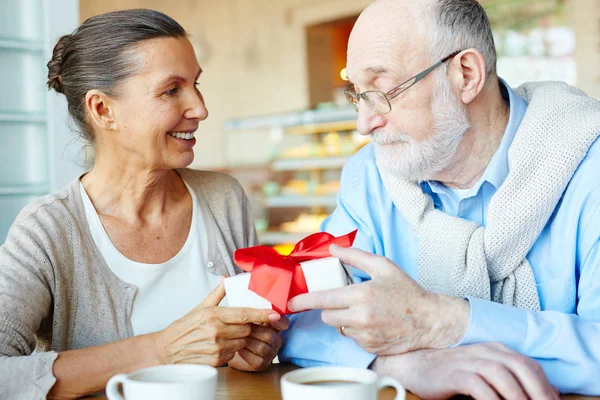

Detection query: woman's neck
xmin=80 ymin=157 xmax=187 ymax=226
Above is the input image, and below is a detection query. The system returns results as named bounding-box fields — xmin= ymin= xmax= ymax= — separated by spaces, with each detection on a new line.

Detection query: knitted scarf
xmin=379 ymin=81 xmax=600 ymax=310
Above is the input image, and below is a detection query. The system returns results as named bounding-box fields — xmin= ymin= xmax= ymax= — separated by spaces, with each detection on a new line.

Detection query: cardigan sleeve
xmin=0 ymin=209 xmax=59 ymax=399
xmin=241 ymin=188 xmax=259 ymax=248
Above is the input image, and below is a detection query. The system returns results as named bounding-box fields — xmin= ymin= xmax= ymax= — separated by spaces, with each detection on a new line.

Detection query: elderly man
xmin=279 ymin=0 xmax=600 ymax=398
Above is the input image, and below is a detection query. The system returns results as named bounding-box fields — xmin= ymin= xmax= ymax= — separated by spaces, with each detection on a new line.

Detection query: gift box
xmin=224 ymin=230 xmax=357 ymax=314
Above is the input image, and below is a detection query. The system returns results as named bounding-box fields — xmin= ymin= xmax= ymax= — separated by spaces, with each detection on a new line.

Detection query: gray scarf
xmin=380 ymin=81 xmax=600 ymax=310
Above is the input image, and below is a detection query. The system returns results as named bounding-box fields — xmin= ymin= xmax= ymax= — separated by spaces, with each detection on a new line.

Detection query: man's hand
xmin=287 ymin=244 xmax=470 ymax=355
xmin=372 ymin=343 xmax=560 ymax=400
xmin=228 ymin=317 xmax=290 ymax=372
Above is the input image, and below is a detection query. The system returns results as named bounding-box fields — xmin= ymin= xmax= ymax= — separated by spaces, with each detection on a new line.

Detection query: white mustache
xmin=372 ymin=130 xmax=412 ymax=145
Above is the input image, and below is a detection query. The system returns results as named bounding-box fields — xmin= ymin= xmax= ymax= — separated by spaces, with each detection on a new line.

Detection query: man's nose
xmin=356 ymin=100 xmax=385 ymax=136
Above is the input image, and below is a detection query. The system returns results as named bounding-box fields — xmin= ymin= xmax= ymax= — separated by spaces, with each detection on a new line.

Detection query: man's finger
xmin=321 ymin=308 xmax=360 ymax=329
xmin=477 ymin=362 xmax=527 ymax=400
xmin=198 ymin=276 xmax=227 ymax=308
xmin=486 ymin=346 xmax=558 ymax=400
xmin=216 ymin=307 xmax=280 ymax=325
xmin=463 ymin=373 xmax=501 ymax=400
xmin=287 ymin=286 xmax=354 ymax=312
xmin=508 ymin=358 xmax=558 ymax=400
xmin=329 ymin=244 xmax=396 ymax=279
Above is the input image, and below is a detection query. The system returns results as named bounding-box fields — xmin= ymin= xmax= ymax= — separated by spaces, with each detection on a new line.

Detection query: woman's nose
xmin=185 ymin=90 xmax=209 ymax=121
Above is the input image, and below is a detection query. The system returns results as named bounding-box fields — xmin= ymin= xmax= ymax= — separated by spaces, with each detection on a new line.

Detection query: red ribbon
xmin=234 ymin=230 xmax=357 ymax=314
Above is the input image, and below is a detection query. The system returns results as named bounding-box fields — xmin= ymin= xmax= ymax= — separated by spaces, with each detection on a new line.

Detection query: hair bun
xmin=47 ymin=34 xmax=70 ymax=94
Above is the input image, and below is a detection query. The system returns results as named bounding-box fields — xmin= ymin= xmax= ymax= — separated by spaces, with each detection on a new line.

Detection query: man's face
xmin=346 ymin=3 xmax=469 ymax=181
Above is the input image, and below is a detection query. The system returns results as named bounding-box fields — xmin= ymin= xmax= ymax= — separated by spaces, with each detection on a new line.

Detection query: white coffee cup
xmin=106 ymin=364 xmax=217 ymax=400
xmin=280 ymin=366 xmax=405 ymax=400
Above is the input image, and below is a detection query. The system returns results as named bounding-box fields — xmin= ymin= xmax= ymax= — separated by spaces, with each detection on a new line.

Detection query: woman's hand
xmin=228 ymin=316 xmax=290 ymax=372
xmin=151 ymin=278 xmax=281 ymax=367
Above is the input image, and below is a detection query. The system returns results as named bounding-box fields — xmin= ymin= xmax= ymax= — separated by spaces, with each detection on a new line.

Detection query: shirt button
xmin=125 ymin=285 xmax=133 ymax=292
xmin=207 ymin=261 xmax=215 ymax=269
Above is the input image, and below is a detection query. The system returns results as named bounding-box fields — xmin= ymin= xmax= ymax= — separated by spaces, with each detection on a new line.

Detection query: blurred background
xmin=1 ymin=0 xmax=599 ymax=250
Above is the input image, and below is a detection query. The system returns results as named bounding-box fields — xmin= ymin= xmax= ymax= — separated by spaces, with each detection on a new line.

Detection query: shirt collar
xmin=426 ymin=78 xmax=528 ymax=197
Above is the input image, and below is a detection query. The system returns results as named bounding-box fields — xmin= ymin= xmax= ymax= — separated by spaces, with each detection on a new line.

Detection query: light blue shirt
xmin=279 ymin=81 xmax=600 ymax=395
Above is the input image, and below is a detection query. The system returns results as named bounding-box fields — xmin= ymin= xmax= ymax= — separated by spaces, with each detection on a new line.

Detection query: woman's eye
xmin=166 ymin=86 xmax=180 ymax=96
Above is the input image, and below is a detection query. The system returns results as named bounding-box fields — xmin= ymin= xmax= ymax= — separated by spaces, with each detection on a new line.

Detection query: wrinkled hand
xmin=373 ymin=343 xmax=560 ymax=400
xmin=287 ymin=245 xmax=469 ymax=355
xmin=228 ymin=317 xmax=290 ymax=372
xmin=152 ymin=278 xmax=281 ymax=367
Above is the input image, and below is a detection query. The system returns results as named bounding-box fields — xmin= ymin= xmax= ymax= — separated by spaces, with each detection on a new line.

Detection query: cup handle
xmin=376 ymin=376 xmax=406 ymax=400
xmin=106 ymin=373 xmax=127 ymax=400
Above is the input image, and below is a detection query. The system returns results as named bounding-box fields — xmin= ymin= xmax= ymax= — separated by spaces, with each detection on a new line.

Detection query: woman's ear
xmin=85 ymin=90 xmax=117 ymax=131
xmin=449 ymin=48 xmax=487 ymax=105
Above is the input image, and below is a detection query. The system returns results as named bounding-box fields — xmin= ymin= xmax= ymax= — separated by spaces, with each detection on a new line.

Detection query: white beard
xmin=374 ymin=70 xmax=470 ymax=182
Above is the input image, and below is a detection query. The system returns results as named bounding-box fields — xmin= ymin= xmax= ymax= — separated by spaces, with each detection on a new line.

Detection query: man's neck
xmin=433 ymin=83 xmax=510 ymax=190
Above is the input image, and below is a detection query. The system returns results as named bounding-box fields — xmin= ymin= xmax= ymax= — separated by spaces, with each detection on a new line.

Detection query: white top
xmin=79 ymin=179 xmax=225 ymax=335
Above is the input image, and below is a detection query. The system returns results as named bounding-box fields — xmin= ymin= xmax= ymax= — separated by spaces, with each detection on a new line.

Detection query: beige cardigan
xmin=0 ymin=169 xmax=258 ymax=399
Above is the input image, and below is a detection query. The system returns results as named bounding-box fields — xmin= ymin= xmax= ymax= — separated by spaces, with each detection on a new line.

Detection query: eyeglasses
xmin=344 ymin=50 xmax=462 ymax=115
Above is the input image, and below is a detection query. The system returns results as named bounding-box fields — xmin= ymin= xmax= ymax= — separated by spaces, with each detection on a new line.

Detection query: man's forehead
xmin=347 ymin=62 xmax=400 ymax=83
xmin=346 ymin=1 xmax=429 ymax=80
xmin=346 ymin=41 xmax=426 ymax=84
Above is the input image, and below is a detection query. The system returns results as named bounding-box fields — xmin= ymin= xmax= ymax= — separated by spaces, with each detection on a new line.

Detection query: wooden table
xmin=92 ymin=363 xmax=597 ymax=399
xmin=214 ymin=363 xmax=408 ymax=400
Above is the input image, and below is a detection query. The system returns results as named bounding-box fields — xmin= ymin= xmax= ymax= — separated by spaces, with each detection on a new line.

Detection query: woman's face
xmin=102 ymin=36 xmax=208 ymax=170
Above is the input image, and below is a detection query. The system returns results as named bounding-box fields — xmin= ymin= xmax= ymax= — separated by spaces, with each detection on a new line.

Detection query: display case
xmin=225 ymin=108 xmax=368 ymax=249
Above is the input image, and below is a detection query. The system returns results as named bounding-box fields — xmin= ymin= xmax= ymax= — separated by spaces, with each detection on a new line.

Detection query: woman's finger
xmin=214 ymin=322 xmax=252 ymax=340
xmin=219 ymin=337 xmax=248 ymax=354
xmin=198 ymin=276 xmax=227 ymax=308
xmin=249 ymin=324 xmax=278 ymax=345
xmin=244 ymin=337 xmax=277 ymax=359
xmin=237 ymin=348 xmax=269 ymax=371
xmin=269 ymin=316 xmax=290 ymax=332
xmin=216 ymin=307 xmax=280 ymax=325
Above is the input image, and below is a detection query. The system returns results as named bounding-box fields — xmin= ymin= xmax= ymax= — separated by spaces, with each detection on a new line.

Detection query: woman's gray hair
xmin=427 ymin=0 xmax=497 ymax=78
xmin=47 ymin=9 xmax=187 ymax=148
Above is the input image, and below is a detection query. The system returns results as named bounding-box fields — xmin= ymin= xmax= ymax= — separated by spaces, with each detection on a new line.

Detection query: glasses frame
xmin=344 ymin=50 xmax=462 ymax=114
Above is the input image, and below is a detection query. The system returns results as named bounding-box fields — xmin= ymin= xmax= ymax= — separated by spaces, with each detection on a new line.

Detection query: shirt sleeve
xmin=457 ymin=238 xmax=600 ymax=395
xmin=0 ymin=214 xmax=59 ymax=399
xmin=279 ymin=187 xmax=377 ymax=368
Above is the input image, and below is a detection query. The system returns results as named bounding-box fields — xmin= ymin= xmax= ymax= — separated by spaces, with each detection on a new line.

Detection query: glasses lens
xmin=364 ymin=90 xmax=391 ymax=114
xmin=344 ymin=91 xmax=359 ymax=111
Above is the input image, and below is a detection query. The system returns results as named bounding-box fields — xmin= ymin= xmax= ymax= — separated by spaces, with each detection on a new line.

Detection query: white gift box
xmin=223 ymin=256 xmax=352 ymax=311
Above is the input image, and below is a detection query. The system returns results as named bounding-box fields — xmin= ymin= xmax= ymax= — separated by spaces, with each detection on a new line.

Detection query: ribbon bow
xmin=234 ymin=230 xmax=357 ymax=314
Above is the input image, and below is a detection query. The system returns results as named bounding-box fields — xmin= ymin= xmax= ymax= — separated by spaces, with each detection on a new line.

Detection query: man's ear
xmin=449 ymin=48 xmax=487 ymax=105
xmin=85 ymin=89 xmax=117 ymax=132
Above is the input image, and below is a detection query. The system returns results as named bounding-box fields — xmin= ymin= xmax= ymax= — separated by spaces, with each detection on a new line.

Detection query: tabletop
xmin=92 ymin=363 xmax=597 ymax=400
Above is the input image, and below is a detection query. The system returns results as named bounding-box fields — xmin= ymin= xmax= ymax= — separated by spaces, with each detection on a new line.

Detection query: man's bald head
xmin=348 ymin=0 xmax=497 ymax=81
xmin=345 ymin=0 xmax=501 ymax=182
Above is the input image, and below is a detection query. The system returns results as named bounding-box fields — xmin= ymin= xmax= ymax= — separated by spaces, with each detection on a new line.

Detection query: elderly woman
xmin=0 ymin=9 xmax=286 ymax=399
